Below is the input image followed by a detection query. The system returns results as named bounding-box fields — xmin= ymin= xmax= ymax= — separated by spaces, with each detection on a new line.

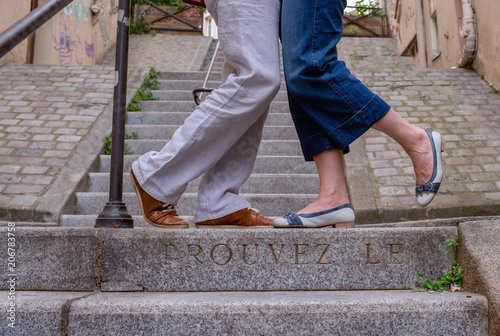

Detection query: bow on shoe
xmin=415 ymin=182 xmax=441 ymax=196
xmin=283 ymin=212 xmax=303 ymax=225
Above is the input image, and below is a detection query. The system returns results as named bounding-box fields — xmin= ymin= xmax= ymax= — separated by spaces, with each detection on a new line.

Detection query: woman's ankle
xmin=297 ymin=197 xmax=350 ymax=214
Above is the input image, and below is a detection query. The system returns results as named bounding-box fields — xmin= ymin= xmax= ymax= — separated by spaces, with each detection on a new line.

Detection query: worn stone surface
xmin=103 ymin=34 xmax=213 ymax=72
xmin=0 ymin=291 xmax=92 ymax=336
xmin=458 ymin=219 xmax=500 ymax=336
xmin=0 ymin=228 xmax=97 ymax=290
xmin=68 ymin=290 xmax=487 ymax=335
xmin=100 ymin=227 xmax=456 ymax=292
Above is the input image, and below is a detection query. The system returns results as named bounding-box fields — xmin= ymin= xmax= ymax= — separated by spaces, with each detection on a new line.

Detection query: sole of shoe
xmin=273 ymin=221 xmax=356 ymax=229
xmin=195 ymin=225 xmax=273 ymax=229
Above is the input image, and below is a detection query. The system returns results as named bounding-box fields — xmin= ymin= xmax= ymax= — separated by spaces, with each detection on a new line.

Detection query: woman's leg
xmin=372 ymin=108 xmax=434 ymax=185
xmin=297 ymin=149 xmax=350 ymax=214
xmin=296 ymin=110 xmax=437 ymax=215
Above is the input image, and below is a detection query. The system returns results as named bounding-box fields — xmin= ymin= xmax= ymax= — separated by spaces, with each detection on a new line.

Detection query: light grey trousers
xmin=132 ymin=0 xmax=281 ymax=222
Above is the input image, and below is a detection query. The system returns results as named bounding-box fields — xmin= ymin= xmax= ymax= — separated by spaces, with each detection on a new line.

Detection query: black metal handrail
xmin=0 ymin=0 xmax=134 ymax=228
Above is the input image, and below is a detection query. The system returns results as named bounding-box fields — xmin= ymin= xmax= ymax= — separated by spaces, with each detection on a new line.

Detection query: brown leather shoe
xmin=129 ymin=168 xmax=188 ymax=228
xmin=195 ymin=208 xmax=274 ymax=228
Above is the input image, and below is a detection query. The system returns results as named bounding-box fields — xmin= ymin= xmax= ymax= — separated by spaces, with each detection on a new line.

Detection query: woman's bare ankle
xmin=406 ymin=129 xmax=434 ymax=185
xmin=297 ymin=197 xmax=350 ymax=214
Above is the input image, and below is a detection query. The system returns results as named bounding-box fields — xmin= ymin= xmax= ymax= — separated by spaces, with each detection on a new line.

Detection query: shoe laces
xmin=162 ymin=204 xmax=178 ymax=213
xmin=249 ymin=207 xmax=260 ymax=214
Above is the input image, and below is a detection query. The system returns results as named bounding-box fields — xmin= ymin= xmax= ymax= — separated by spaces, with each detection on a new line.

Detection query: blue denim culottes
xmin=281 ymin=0 xmax=391 ymax=161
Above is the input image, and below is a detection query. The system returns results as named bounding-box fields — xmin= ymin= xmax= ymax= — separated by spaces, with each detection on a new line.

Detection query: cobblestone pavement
xmin=0 ymin=34 xmax=212 ymax=224
xmin=0 ymin=64 xmax=115 ymax=222
xmin=339 ymin=38 xmax=500 ymax=222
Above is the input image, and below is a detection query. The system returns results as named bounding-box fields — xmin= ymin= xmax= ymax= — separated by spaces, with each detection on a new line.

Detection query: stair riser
xmin=157 ymin=80 xmax=287 ymax=91
xmin=157 ymin=71 xmax=286 ymax=81
xmin=125 ymin=125 xmax=298 ymax=140
xmin=89 ymin=173 xmax=319 ymax=194
xmin=139 ymin=100 xmax=290 ymax=113
xmin=99 ymin=155 xmax=314 ymax=174
xmin=0 ymin=228 xmax=97 ymax=291
xmin=157 ymin=72 xmax=222 ymax=81
xmin=76 ymin=193 xmax=317 ymax=217
xmin=1 ymin=290 xmax=488 ymax=336
xmin=126 ymin=111 xmax=294 ymax=126
xmin=0 ymin=227 xmax=457 ymax=292
xmin=152 ymin=90 xmax=289 ymax=101
xmin=126 ymin=140 xmax=303 ymax=156
xmin=101 ymin=227 xmax=457 ymax=291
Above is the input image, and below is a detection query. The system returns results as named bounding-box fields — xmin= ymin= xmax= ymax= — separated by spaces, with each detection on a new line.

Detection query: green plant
xmin=417 ymin=236 xmax=464 ymax=291
xmin=344 ymin=25 xmax=360 ymax=34
xmin=444 ymin=235 xmax=459 ymax=254
xmin=128 ymin=66 xmax=159 ymax=112
xmin=132 ymin=0 xmax=188 ymax=10
xmin=354 ymin=0 xmax=385 ymax=17
xmin=490 ymin=86 xmax=499 ymax=94
xmin=103 ymin=131 xmax=139 ymax=155
xmin=130 ymin=8 xmax=151 ymax=35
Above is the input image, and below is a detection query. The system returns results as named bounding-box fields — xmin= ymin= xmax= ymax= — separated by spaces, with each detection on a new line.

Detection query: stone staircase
xmin=61 ymin=46 xmax=319 ymax=227
xmin=0 ymin=45 xmax=489 ymax=334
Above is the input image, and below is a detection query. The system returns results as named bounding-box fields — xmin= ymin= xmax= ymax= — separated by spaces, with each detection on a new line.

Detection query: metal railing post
xmin=95 ymin=0 xmax=134 ymax=228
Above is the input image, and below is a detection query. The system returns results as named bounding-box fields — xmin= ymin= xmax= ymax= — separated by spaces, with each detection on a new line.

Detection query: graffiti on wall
xmin=52 ymin=14 xmax=84 ymax=64
xmin=52 ymin=1 xmax=98 ymax=65
xmin=85 ymin=33 xmax=96 ymax=59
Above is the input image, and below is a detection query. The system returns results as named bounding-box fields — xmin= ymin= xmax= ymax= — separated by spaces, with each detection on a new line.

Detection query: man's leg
xmin=194 ymin=102 xmax=269 ymax=222
xmin=131 ymin=0 xmax=281 ymax=220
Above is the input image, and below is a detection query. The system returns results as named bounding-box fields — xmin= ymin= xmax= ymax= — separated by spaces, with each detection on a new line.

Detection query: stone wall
xmin=33 ymin=0 xmax=118 ymax=66
xmin=387 ymin=0 xmax=500 ymax=89
xmin=0 ymin=0 xmax=31 ymax=66
xmin=0 ymin=0 xmax=118 ymax=66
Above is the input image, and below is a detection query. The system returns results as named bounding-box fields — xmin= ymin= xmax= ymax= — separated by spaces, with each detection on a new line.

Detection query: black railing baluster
xmin=95 ymin=0 xmax=133 ymax=228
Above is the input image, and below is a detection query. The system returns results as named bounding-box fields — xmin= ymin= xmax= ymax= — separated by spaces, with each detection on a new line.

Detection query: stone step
xmin=60 ymin=214 xmax=191 ymax=227
xmin=125 ymin=124 xmax=298 ymax=140
xmin=152 ymin=89 xmax=289 ymax=102
xmin=100 ymin=226 xmax=459 ymax=291
xmin=126 ymin=140 xmax=303 ymax=156
xmin=59 ymin=215 xmax=464 ymax=229
xmin=156 ymin=71 xmax=286 ymax=81
xmin=1 ymin=290 xmax=487 ymax=335
xmin=1 ymin=226 xmax=458 ymax=291
xmin=88 ymin=173 xmax=319 ymax=194
xmin=99 ymin=155 xmax=314 ymax=174
xmin=157 ymin=80 xmax=287 ymax=91
xmin=139 ymin=100 xmax=290 ymax=113
xmin=126 ymin=111 xmax=294 ymax=126
xmin=157 ymin=71 xmax=222 ymax=81
xmin=75 ymin=192 xmax=317 ymax=217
